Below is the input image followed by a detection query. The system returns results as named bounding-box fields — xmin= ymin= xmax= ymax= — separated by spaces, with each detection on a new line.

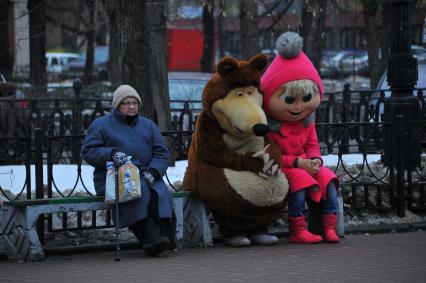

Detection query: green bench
xmin=0 ymin=191 xmax=212 ymax=261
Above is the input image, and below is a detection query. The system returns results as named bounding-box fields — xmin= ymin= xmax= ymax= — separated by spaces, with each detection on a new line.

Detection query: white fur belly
xmin=224 ymin=169 xmax=289 ymax=206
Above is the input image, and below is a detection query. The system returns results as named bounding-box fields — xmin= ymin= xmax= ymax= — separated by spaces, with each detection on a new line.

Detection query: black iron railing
xmin=2 ymin=121 xmax=426 ymax=212
xmin=1 ymin=84 xmax=426 ymax=234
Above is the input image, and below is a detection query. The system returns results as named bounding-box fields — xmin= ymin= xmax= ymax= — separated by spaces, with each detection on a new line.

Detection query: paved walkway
xmin=0 ymin=231 xmax=425 ymax=283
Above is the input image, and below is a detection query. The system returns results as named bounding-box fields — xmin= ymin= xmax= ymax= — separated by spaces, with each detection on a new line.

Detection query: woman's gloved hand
xmin=142 ymin=168 xmax=160 ymax=186
xmin=111 ymin=151 xmax=128 ymax=167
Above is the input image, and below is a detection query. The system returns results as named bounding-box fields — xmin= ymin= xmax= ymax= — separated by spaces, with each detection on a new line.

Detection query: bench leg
xmin=183 ymin=197 xmax=213 ymax=247
xmin=1 ymin=206 xmax=44 ymax=261
xmin=336 ymin=188 xmax=345 ymax=237
xmin=307 ymin=188 xmax=345 ymax=237
xmin=173 ymin=197 xmax=184 ymax=249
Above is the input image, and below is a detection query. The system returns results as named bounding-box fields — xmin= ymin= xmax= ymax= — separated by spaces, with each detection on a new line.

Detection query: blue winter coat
xmin=81 ymin=110 xmax=173 ymax=227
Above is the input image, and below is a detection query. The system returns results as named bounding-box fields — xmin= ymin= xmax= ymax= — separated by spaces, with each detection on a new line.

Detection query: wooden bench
xmin=0 ymin=191 xmax=212 ymax=261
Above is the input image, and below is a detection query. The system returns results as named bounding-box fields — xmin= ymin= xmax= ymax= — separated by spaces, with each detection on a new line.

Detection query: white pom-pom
xmin=275 ymin=32 xmax=303 ymax=59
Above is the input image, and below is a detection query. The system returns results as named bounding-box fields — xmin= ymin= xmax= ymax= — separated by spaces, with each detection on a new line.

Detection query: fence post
xmin=341 ymin=83 xmax=351 ymax=153
xmin=417 ymin=90 xmax=425 ymax=119
xmin=394 ymin=115 xmax=408 ymax=217
xmin=72 ymin=79 xmax=83 ymax=163
xmin=72 ymin=79 xmax=83 ymax=134
xmin=34 ymin=128 xmax=45 ymax=243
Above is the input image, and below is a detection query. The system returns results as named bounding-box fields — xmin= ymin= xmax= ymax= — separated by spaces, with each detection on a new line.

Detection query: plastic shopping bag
xmin=105 ymin=158 xmax=142 ymax=203
xmin=105 ymin=161 xmax=116 ymax=203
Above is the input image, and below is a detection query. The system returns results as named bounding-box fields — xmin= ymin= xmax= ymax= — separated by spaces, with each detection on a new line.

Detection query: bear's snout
xmin=252 ymin=124 xmax=270 ymax=136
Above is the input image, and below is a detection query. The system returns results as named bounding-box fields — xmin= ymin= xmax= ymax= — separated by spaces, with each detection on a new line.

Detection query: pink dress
xmin=267 ymin=121 xmax=339 ymax=203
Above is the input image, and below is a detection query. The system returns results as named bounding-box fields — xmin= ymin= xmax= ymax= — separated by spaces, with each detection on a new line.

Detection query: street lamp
xmin=383 ymin=0 xmax=420 ymax=217
xmin=384 ymin=0 xmax=420 ymax=169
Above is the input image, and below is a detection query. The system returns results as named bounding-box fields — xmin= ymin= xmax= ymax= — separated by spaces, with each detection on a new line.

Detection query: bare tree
xmin=45 ymin=1 xmax=81 ymax=51
xmin=361 ymin=0 xmax=381 ymax=88
xmin=107 ymin=0 xmax=171 ymax=131
xmin=310 ymin=0 xmax=327 ymax=70
xmin=46 ymin=0 xmax=107 ymax=84
xmin=28 ymin=0 xmax=47 ymax=89
xmin=240 ymin=0 xmax=259 ymax=59
xmin=200 ymin=0 xmax=215 ymax=73
xmin=104 ymin=0 xmax=121 ymax=86
xmin=299 ymin=0 xmax=328 ymax=70
xmin=217 ymin=0 xmax=226 ymax=58
xmin=299 ymin=0 xmax=314 ymax=49
xmin=0 ymin=0 xmax=14 ymax=79
xmin=83 ymin=0 xmax=95 ymax=84
xmin=379 ymin=0 xmax=392 ymax=73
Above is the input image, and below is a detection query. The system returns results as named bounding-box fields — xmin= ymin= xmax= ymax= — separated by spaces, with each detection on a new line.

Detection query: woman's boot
xmin=288 ymin=216 xmax=322 ymax=244
xmin=322 ymin=214 xmax=340 ymax=243
xmin=142 ymin=217 xmax=171 ymax=256
xmin=142 ymin=189 xmax=171 ymax=256
xmin=128 ymin=220 xmax=145 ymax=244
xmin=159 ymin=212 xmax=177 ymax=250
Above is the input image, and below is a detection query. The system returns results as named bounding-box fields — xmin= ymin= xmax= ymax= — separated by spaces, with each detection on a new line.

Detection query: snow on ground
xmin=0 ymin=154 xmax=381 ymax=196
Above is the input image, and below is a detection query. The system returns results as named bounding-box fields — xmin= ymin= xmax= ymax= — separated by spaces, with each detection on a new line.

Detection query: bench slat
xmin=2 ymin=191 xmax=192 ymax=207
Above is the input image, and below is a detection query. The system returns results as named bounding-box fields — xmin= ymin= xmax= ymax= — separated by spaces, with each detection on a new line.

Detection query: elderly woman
xmin=82 ymin=84 xmax=175 ymax=256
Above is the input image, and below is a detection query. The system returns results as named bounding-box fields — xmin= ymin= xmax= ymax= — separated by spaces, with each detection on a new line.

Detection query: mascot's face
xmin=203 ymin=54 xmax=269 ymax=138
xmin=267 ymin=80 xmax=321 ymax=122
xmin=212 ymin=86 xmax=267 ymax=138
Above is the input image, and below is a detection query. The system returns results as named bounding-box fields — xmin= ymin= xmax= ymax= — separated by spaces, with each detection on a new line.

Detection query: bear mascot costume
xmin=183 ymin=54 xmax=289 ymax=247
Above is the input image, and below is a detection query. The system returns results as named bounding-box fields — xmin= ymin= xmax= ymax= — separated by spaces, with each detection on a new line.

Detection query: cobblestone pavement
xmin=0 ymin=231 xmax=425 ymax=283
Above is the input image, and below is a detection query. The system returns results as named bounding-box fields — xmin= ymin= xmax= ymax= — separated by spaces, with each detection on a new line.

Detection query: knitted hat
xmin=112 ymin=84 xmax=142 ymax=109
xmin=261 ymin=32 xmax=324 ymax=113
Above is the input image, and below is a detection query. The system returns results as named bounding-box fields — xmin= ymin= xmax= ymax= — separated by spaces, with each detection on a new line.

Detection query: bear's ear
xmin=248 ymin=54 xmax=268 ymax=73
xmin=217 ymin=56 xmax=239 ymax=77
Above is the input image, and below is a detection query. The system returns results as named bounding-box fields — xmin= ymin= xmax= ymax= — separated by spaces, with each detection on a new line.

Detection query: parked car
xmin=0 ymin=72 xmax=17 ymax=97
xmin=67 ymin=46 xmax=109 ymax=80
xmin=322 ymin=45 xmax=426 ymax=79
xmin=320 ymin=49 xmax=368 ymax=78
xmin=339 ymin=52 xmax=369 ymax=76
xmin=411 ymin=45 xmax=426 ymax=61
xmin=261 ymin=49 xmax=278 ymax=64
xmin=46 ymin=52 xmax=79 ymax=76
xmin=320 ymin=49 xmax=340 ymax=76
xmin=369 ymin=58 xmax=426 ymax=121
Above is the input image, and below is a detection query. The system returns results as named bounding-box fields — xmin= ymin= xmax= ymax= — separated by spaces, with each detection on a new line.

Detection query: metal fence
xmin=1 ymin=83 xmax=425 ymax=148
xmin=1 ymin=84 xmax=426 ymax=236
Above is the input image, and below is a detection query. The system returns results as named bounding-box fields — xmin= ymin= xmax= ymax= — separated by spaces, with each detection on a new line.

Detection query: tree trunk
xmin=299 ymin=0 xmax=314 ymax=54
xmin=28 ymin=0 xmax=47 ymax=89
xmin=217 ymin=0 xmax=225 ymax=58
xmin=329 ymin=2 xmax=340 ymax=50
xmin=110 ymin=0 xmax=170 ymax=131
xmin=240 ymin=0 xmax=259 ymax=60
xmin=200 ymin=2 xmax=215 ymax=73
xmin=139 ymin=0 xmax=170 ymax=131
xmin=361 ymin=0 xmax=381 ymax=88
xmin=310 ymin=0 xmax=327 ymax=71
xmin=83 ymin=0 xmax=95 ymax=84
xmin=104 ymin=0 xmax=121 ymax=87
xmin=0 ymin=0 xmax=14 ymax=79
xmin=379 ymin=1 xmax=392 ymax=76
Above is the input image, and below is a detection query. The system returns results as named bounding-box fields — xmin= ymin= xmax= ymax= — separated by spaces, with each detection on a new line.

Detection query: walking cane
xmin=114 ymin=165 xmax=121 ymax=261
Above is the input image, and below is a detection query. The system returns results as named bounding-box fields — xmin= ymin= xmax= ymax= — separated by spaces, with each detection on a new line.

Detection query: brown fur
xmin=183 ymin=54 xmax=289 ymax=235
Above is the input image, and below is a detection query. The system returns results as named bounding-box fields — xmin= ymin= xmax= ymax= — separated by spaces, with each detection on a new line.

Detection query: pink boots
xmin=288 ymin=215 xmax=340 ymax=243
xmin=288 ymin=216 xmax=322 ymax=244
xmin=322 ymin=214 xmax=340 ymax=243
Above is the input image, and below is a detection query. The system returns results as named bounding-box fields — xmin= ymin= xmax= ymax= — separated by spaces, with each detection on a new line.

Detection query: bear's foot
xmin=249 ymin=234 xmax=279 ymax=246
xmin=224 ymin=235 xmax=251 ymax=247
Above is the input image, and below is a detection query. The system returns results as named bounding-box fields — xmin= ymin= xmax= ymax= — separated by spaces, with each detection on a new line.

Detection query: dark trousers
xmin=128 ymin=189 xmax=176 ymax=248
xmin=288 ymin=181 xmax=338 ymax=217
